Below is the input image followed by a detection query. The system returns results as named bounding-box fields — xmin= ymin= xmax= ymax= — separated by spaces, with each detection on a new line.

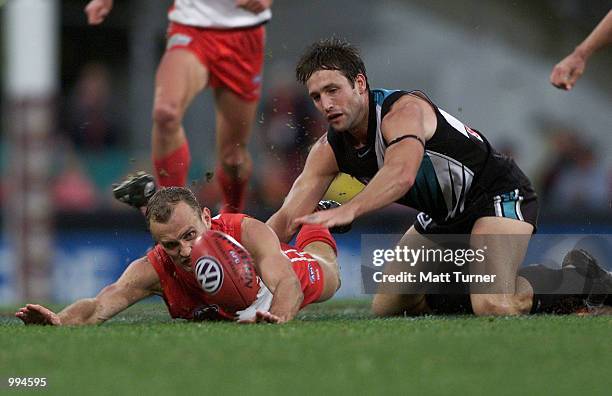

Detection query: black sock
xmin=519 ymin=265 xmax=591 ymax=314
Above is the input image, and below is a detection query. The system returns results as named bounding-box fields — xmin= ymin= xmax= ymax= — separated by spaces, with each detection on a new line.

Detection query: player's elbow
xmin=266 ymin=213 xmax=283 ymax=240
xmin=267 ymin=210 xmax=296 ymax=243
xmin=391 ymin=169 xmax=414 ymax=197
xmin=98 ymin=283 xmax=118 ymax=297
xmin=385 ymin=159 xmax=415 ymax=195
xmin=60 ymin=297 xmax=102 ymax=326
xmin=397 ymin=175 xmax=414 ymax=194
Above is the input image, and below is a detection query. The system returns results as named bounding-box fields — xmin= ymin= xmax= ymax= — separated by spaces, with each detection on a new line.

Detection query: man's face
xmin=306 ymin=69 xmax=367 ymax=132
xmin=149 ymin=202 xmax=211 ymax=270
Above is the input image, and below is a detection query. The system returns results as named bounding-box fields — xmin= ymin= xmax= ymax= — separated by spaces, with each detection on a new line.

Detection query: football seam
xmin=213 ymin=234 xmax=249 ymax=307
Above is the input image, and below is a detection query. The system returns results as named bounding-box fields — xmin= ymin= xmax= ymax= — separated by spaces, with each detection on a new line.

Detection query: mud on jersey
xmin=327 ymin=89 xmax=533 ymax=223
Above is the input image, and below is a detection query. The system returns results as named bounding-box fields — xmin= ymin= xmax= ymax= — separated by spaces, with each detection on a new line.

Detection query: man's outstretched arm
xmin=241 ymin=217 xmax=304 ymax=323
xmin=15 ymin=257 xmax=159 ymax=326
xmin=266 ymin=135 xmax=338 ymax=242
xmin=550 ymin=10 xmax=612 ymax=90
xmin=295 ymin=95 xmax=432 ymax=229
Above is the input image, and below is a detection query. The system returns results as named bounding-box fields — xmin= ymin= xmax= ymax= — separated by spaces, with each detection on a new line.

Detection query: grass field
xmin=1 ymin=300 xmax=611 ymax=395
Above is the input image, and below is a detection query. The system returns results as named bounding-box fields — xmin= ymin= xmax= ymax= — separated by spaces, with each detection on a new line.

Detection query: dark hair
xmin=295 ymin=37 xmax=368 ymax=87
xmin=145 ymin=187 xmax=202 ymax=226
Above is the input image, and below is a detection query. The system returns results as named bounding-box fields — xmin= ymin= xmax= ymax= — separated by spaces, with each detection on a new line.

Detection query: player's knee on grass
xmin=371 ymin=294 xmax=427 ymax=317
xmin=470 ymin=293 xmax=531 ymax=316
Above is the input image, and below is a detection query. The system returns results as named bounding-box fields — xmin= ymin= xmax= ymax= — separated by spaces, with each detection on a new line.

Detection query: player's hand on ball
xmin=237 ymin=310 xmax=283 ymax=324
xmin=15 ymin=304 xmax=61 ymax=326
xmin=294 ymin=205 xmax=355 ymax=229
xmin=85 ymin=0 xmax=113 ymax=25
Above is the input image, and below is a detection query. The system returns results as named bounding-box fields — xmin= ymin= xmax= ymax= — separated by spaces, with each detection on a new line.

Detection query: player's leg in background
xmin=469 ymin=216 xmax=534 ymax=316
xmin=519 ymin=244 xmax=612 ymax=315
xmin=152 ymin=49 xmax=209 ymax=187
xmin=371 ymin=226 xmax=432 ymax=317
xmin=213 ymin=87 xmax=257 ymax=213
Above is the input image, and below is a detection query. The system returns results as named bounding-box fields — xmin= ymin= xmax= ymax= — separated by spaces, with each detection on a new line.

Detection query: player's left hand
xmin=235 ymin=0 xmax=272 ymax=14
xmin=15 ymin=304 xmax=62 ymax=326
xmin=294 ymin=205 xmax=355 ymax=229
xmin=237 ymin=310 xmax=283 ymax=324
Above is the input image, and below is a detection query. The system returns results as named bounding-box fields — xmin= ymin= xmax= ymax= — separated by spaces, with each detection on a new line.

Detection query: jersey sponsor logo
xmin=357 ymin=147 xmax=372 ymax=158
xmin=417 ymin=212 xmax=433 ymax=230
xmin=465 ymin=125 xmax=484 ymax=142
xmin=308 ymin=263 xmax=317 ymax=284
xmin=194 ymin=256 xmax=224 ymax=294
xmin=438 ymin=108 xmax=484 ymax=143
xmin=167 ymin=33 xmax=192 ymax=49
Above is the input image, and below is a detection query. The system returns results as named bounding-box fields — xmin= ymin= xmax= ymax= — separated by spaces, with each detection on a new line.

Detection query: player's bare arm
xmin=550 ymin=10 xmax=612 ymax=90
xmin=296 ymin=96 xmax=434 ymax=229
xmin=266 ymin=135 xmax=338 ymax=242
xmin=15 ymin=257 xmax=161 ymax=326
xmin=85 ymin=0 xmax=114 ymax=25
xmin=241 ymin=217 xmax=304 ymax=323
xmin=236 ymin=0 xmax=273 ymax=14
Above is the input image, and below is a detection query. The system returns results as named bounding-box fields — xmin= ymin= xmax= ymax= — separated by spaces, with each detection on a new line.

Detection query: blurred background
xmin=1 ymin=0 xmax=610 ymax=303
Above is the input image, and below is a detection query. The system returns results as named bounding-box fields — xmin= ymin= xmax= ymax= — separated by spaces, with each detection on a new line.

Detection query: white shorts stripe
xmin=514 ymin=189 xmax=524 ymax=221
xmin=493 ymin=195 xmax=502 ymax=217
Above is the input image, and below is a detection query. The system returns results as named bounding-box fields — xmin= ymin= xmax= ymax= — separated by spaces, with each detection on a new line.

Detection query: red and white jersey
xmin=146 ymin=213 xmax=324 ymax=321
xmin=168 ymin=0 xmax=272 ymax=29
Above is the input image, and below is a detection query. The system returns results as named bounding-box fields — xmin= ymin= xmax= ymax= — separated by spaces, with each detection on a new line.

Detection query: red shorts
xmin=165 ymin=22 xmax=265 ymax=101
xmin=283 ymin=247 xmax=325 ymax=307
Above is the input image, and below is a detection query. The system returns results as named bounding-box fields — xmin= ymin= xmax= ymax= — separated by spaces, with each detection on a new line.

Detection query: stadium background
xmin=1 ymin=0 xmax=611 ymax=304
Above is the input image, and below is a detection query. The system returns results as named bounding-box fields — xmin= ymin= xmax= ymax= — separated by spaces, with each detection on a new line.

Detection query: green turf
xmin=1 ymin=300 xmax=610 ymax=395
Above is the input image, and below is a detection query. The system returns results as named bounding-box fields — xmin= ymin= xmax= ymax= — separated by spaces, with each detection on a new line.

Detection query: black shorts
xmin=413 ymin=184 xmax=539 ymax=235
